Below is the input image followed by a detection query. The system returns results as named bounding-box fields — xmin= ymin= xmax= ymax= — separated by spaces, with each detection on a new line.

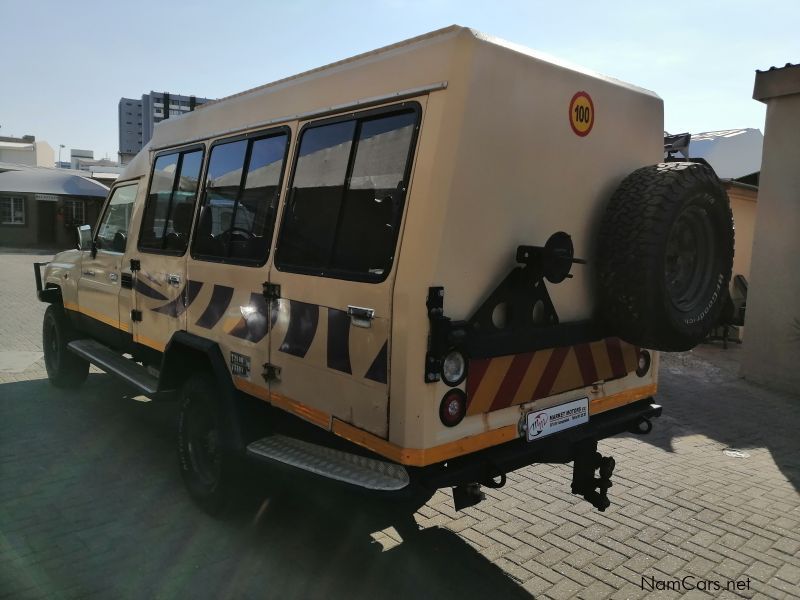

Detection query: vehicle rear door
xmin=268 ymin=102 xmax=422 ymax=438
xmin=128 ymin=146 xmax=204 ymax=353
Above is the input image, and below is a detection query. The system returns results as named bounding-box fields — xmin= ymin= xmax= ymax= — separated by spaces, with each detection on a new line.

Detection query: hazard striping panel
xmin=466 ymin=338 xmax=639 ymax=416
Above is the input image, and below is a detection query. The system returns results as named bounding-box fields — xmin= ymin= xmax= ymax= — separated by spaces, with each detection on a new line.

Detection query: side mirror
xmin=76 ymin=225 xmax=93 ymax=252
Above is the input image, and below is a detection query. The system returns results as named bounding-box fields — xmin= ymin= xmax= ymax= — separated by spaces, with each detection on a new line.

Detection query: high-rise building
xmin=118 ymin=92 xmax=212 ymax=164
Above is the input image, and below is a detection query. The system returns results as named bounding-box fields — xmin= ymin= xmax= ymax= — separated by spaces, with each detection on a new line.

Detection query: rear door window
xmin=192 ymin=129 xmax=289 ymax=265
xmin=275 ymin=104 xmax=419 ymax=282
xmin=139 ymin=147 xmax=204 ymax=254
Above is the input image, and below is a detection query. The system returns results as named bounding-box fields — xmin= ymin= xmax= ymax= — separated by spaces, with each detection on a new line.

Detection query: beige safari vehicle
xmin=34 ymin=26 xmax=733 ymax=513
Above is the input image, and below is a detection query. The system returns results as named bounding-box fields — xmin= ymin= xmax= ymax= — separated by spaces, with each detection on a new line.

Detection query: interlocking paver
xmin=2 ymin=249 xmax=800 ymax=598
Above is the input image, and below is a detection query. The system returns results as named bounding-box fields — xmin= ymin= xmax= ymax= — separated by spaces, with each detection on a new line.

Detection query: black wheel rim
xmin=186 ymin=399 xmax=222 ymax=489
xmin=665 ymin=203 xmax=716 ymax=312
xmin=44 ymin=318 xmax=60 ymax=373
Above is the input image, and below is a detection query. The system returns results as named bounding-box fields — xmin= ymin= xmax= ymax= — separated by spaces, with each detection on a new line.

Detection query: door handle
xmin=108 ymin=272 xmax=118 ymax=282
xmin=347 ymin=305 xmax=375 ymax=328
xmin=166 ymin=273 xmax=181 ymax=286
xmin=83 ymin=269 xmax=95 ymax=277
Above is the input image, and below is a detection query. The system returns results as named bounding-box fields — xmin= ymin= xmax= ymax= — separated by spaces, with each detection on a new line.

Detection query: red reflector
xmin=440 ymin=389 xmax=466 ymax=427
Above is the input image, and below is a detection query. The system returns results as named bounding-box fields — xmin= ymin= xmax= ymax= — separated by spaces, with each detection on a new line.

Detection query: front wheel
xmin=43 ymin=305 xmax=89 ymax=388
xmin=178 ymin=374 xmax=236 ymax=515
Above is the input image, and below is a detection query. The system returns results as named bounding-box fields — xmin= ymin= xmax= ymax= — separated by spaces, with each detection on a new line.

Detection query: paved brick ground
xmin=1 ymin=250 xmax=799 ymax=599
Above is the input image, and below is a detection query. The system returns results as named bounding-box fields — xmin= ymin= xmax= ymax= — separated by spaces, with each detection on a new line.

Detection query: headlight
xmin=441 ymin=349 xmax=467 ymax=386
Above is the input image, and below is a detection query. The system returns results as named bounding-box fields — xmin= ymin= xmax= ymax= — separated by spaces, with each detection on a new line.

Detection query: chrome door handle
xmin=83 ymin=269 xmax=95 ymax=276
xmin=109 ymin=272 xmax=118 ymax=282
xmin=166 ymin=273 xmax=181 ymax=286
xmin=347 ymin=305 xmax=375 ymax=328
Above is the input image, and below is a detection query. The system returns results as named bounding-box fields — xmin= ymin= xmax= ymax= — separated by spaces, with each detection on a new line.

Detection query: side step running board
xmin=67 ymin=339 xmax=159 ymax=396
xmin=247 ymin=434 xmax=410 ymax=491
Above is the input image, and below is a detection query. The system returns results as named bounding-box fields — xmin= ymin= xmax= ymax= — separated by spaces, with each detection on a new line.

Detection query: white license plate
xmin=524 ymin=397 xmax=589 ymax=442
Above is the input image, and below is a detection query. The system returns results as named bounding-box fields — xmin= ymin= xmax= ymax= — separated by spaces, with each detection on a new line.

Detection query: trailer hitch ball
xmin=630 ymin=418 xmax=653 ymax=435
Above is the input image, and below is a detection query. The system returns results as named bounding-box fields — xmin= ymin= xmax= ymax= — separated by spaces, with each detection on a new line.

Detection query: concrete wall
xmin=34 ymin=142 xmax=54 ymax=167
xmin=0 ymin=142 xmax=54 ymax=167
xmin=741 ymin=79 xmax=800 ymax=393
xmin=724 ymin=182 xmax=758 ymax=282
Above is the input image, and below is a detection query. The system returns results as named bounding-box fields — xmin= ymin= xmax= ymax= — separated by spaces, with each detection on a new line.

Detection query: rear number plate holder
xmin=522 ymin=397 xmax=589 ymax=442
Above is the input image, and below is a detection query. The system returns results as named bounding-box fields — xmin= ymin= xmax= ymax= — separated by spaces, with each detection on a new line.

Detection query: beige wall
xmin=741 ymin=86 xmax=800 ymax=393
xmin=724 ymin=182 xmax=757 ymax=282
xmin=0 ymin=141 xmax=54 ymax=167
xmin=34 ymin=142 xmax=55 ymax=168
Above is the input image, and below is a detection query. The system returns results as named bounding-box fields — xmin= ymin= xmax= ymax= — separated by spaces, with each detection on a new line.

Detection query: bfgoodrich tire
xmin=42 ymin=305 xmax=89 ymax=388
xmin=597 ymin=162 xmax=734 ymax=351
xmin=178 ymin=374 xmax=236 ymax=515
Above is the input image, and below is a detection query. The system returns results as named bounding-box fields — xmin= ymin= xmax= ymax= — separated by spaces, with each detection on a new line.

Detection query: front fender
xmin=41 ymin=249 xmax=82 ymax=306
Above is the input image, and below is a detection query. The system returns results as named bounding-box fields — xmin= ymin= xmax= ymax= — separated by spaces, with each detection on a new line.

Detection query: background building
xmin=741 ymin=63 xmax=800 ymax=394
xmin=118 ymin=92 xmax=212 ymax=163
xmin=0 ymin=135 xmax=54 ymax=168
xmin=0 ymin=163 xmax=108 ymax=248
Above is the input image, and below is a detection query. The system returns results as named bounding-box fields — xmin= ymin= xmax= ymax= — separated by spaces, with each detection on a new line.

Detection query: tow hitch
xmin=571 ymin=440 xmax=616 ymax=511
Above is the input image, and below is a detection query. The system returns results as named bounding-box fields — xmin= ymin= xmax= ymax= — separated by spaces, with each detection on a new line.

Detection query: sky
xmin=1 ymin=0 xmax=797 ymax=162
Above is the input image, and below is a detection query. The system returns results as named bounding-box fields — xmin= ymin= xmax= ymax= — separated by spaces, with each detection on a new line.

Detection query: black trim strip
xmin=195 ymin=284 xmax=234 ymax=329
xmin=228 ymin=293 xmax=272 ymax=343
xmin=135 ymin=278 xmax=168 ymax=301
xmin=279 ymin=300 xmax=318 ymax=358
xmin=326 ymin=308 xmax=352 ymax=374
xmin=151 ymin=280 xmax=203 ymax=317
xmin=364 ymin=341 xmax=388 ymax=384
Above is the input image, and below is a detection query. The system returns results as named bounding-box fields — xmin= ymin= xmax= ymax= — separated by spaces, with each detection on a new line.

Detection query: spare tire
xmin=596 ymin=162 xmax=734 ymax=351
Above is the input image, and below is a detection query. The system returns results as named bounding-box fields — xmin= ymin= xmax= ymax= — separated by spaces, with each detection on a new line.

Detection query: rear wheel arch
xmin=159 ymin=332 xmax=245 ymax=454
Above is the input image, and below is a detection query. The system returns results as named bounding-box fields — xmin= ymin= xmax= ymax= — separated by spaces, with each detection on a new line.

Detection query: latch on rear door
xmin=347 ymin=305 xmax=375 ymax=328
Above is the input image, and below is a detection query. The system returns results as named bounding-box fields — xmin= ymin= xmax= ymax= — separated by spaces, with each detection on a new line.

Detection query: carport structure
xmin=0 ymin=163 xmax=108 ymax=248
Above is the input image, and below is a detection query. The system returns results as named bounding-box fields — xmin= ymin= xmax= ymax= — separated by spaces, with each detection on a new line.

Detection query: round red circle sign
xmin=569 ymin=91 xmax=595 ymax=137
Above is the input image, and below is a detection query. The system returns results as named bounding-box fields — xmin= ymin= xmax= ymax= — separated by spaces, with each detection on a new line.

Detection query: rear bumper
xmin=415 ymin=398 xmax=661 ymax=490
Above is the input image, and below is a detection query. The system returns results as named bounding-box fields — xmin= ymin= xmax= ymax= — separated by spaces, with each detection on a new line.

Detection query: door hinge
xmin=131 ymin=309 xmax=143 ymax=322
xmin=130 ymin=258 xmax=141 ymax=272
xmin=262 ymin=363 xmax=281 ymax=383
xmin=262 ymin=282 xmax=281 ymax=301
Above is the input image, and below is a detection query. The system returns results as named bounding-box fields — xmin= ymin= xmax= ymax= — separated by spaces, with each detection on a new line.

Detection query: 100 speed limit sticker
xmin=569 ymin=91 xmax=594 ymax=137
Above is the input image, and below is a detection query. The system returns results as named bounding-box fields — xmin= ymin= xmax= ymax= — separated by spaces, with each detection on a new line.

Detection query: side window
xmin=275 ymin=106 xmax=419 ymax=281
xmin=192 ymin=130 xmax=289 ymax=264
xmin=96 ymin=183 xmax=139 ymax=252
xmin=138 ymin=148 xmax=203 ymax=254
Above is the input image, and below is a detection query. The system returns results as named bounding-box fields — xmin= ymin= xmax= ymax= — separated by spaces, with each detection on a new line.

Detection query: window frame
xmin=274 ymin=101 xmax=421 ymax=284
xmin=190 ymin=125 xmax=292 ymax=268
xmin=137 ymin=143 xmax=206 ymax=257
xmin=0 ymin=196 xmax=26 ymax=225
xmin=93 ymin=180 xmax=140 ymax=255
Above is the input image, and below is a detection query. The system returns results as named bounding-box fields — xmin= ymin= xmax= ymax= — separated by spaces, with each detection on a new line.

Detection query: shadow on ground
xmin=635 ymin=344 xmax=800 ymax=493
xmin=0 ymin=375 xmax=529 ymax=599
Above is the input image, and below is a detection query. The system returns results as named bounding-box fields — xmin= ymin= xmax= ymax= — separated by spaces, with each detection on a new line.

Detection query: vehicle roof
xmin=118 ymin=25 xmax=657 ymax=182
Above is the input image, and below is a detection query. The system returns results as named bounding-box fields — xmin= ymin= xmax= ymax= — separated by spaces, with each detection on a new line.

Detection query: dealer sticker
xmin=524 ymin=397 xmax=589 ymax=442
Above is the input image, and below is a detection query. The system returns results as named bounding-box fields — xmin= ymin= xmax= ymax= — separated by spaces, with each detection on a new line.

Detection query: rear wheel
xmin=178 ymin=374 xmax=235 ymax=515
xmin=597 ymin=162 xmax=734 ymax=351
xmin=42 ymin=305 xmax=89 ymax=388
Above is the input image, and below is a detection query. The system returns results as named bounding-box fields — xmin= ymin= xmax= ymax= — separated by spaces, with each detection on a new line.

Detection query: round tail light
xmin=440 ymin=389 xmax=467 ymax=427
